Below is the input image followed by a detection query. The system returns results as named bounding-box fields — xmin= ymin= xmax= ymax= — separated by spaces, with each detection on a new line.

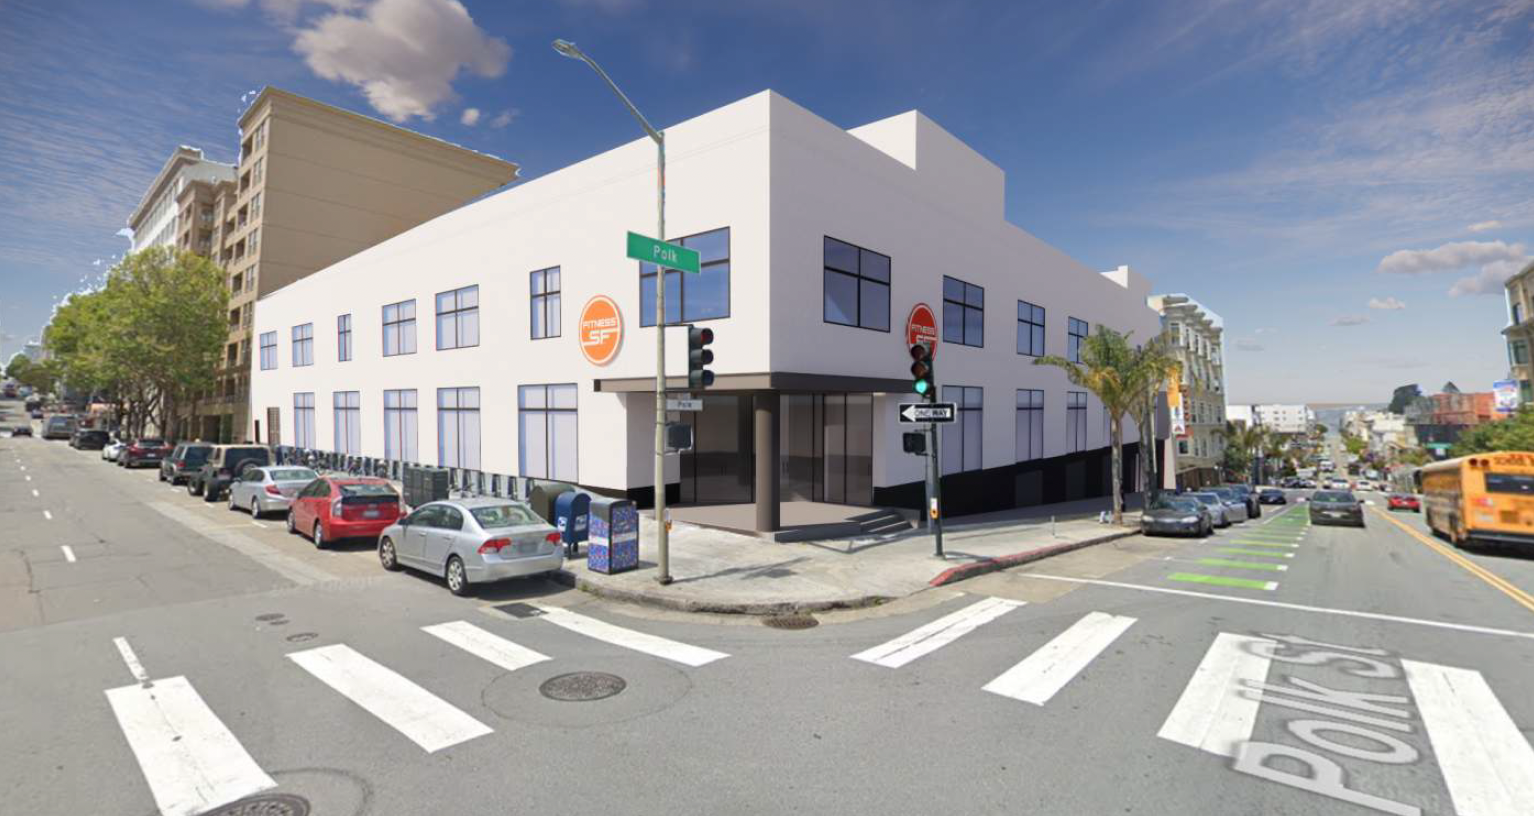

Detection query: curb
xmin=549 ymin=569 xmax=893 ymax=616
xmin=927 ymin=528 xmax=1139 ymax=587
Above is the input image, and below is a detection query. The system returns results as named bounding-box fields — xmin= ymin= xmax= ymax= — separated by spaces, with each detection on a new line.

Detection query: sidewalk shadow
xmin=668 ymin=556 xmax=810 ymax=584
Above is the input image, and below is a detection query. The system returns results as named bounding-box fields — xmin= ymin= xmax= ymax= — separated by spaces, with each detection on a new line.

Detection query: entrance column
xmin=754 ymin=391 xmax=780 ymax=532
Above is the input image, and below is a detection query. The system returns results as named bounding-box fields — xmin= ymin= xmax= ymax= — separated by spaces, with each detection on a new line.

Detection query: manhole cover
xmin=539 ymin=672 xmax=626 ymax=702
xmin=285 ymin=632 xmax=318 ymax=643
xmin=207 ymin=793 xmax=310 ymax=816
xmin=495 ymin=602 xmax=545 ymax=619
xmin=254 ymin=613 xmax=285 ymax=622
xmin=762 ymin=614 xmax=818 ymax=630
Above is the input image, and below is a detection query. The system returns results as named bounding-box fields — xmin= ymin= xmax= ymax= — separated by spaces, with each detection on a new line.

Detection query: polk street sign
xmin=899 ymin=402 xmax=957 ymax=423
xmin=666 ymin=397 xmax=703 ymax=412
xmin=627 ymin=231 xmax=700 ymax=274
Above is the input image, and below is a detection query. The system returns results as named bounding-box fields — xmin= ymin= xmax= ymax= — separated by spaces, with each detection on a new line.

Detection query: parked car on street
xmin=227 ymin=466 xmax=319 ymax=518
xmin=29 ymin=409 xmax=44 ymax=420
xmin=1187 ymin=491 xmax=1235 ymax=528
xmin=70 ymin=429 xmax=110 ymax=450
xmin=1208 ymin=487 xmax=1251 ymax=522
xmin=1141 ymin=494 xmax=1214 ymax=537
xmin=288 ymin=476 xmax=402 ymax=548
xmin=1310 ymin=490 xmax=1366 ymax=527
xmin=10 ymin=425 xmax=31 ymax=437
xmin=1227 ymin=484 xmax=1262 ymax=518
xmin=1386 ymin=493 xmax=1421 ymax=512
xmin=188 ymin=445 xmax=273 ymax=501
xmin=121 ymin=438 xmax=172 ymax=468
xmin=41 ymin=415 xmax=76 ymax=440
xmin=160 ymin=443 xmax=213 ymax=485
xmin=378 ymin=498 xmax=564 ymax=596
xmin=1258 ymin=488 xmax=1288 ymax=504
xmin=102 ymin=438 xmax=126 ymax=461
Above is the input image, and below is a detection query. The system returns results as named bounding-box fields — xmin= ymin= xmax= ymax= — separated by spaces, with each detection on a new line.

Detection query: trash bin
xmin=553 ymin=491 xmax=591 ymax=557
xmin=588 ymin=497 xmax=639 ymax=574
xmin=528 ymin=482 xmax=575 ymax=525
xmin=403 ymin=464 xmax=450 ymax=508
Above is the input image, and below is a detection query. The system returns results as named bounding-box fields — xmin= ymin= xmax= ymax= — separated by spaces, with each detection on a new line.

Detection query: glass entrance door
xmin=778 ymin=393 xmax=873 ymax=506
xmin=680 ymin=394 xmax=753 ymax=505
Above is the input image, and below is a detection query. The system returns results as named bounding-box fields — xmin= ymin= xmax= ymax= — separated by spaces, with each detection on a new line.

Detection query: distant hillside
xmin=1309 ymin=403 xmax=1387 ymax=430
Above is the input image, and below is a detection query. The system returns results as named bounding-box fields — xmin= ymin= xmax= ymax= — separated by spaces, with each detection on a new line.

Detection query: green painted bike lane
xmin=1166 ymin=505 xmax=1310 ymax=592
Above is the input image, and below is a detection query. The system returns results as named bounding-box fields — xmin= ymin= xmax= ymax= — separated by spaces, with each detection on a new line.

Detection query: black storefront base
xmin=873 ymin=443 xmax=1141 ymax=518
xmin=620 ymin=482 xmax=682 ymax=510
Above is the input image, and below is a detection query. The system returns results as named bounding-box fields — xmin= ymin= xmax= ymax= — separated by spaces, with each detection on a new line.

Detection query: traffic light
xmin=910 ymin=343 xmax=934 ymax=399
xmin=688 ymin=325 xmax=715 ymax=389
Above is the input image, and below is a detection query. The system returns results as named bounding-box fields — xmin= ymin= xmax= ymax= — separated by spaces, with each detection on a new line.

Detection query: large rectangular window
xmin=337 ymin=314 xmax=352 ymax=362
xmin=1510 ymin=339 xmax=1529 ymax=366
xmin=382 ymin=299 xmax=416 ymax=356
xmin=436 ymin=387 xmax=481 ymax=469
xmin=530 ymin=267 xmax=561 ymax=340
xmin=942 ymin=276 xmax=984 ymax=347
xmin=822 ymin=236 xmax=890 ymax=332
xmin=941 ymin=385 xmax=984 ymax=475
xmin=1066 ymin=391 xmax=1087 ymax=452
xmin=293 ymin=392 xmax=315 ymax=449
xmin=1016 ymin=389 xmax=1044 ymax=462
xmin=1017 ymin=300 xmax=1045 ymax=357
xmin=258 ymin=331 xmax=277 ymax=370
xmin=640 ymin=227 xmax=729 ymax=325
xmin=435 ymin=285 xmax=479 ymax=350
xmin=1068 ymin=317 xmax=1089 ymax=363
xmin=518 ymin=384 xmax=578 ymax=481
xmin=290 ymin=323 xmax=313 ymax=367
xmin=383 ymin=389 xmax=418 ymax=462
xmin=333 ymin=391 xmax=360 ymax=455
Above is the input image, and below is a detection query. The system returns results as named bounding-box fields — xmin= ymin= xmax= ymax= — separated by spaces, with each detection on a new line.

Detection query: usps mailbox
xmin=528 ymin=482 xmax=574 ymax=525
xmin=553 ymin=491 xmax=590 ymax=557
xmin=587 ymin=497 xmax=639 ymax=574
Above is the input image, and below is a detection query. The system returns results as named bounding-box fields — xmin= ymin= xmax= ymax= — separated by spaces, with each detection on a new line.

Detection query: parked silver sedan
xmin=227 ymin=466 xmax=319 ymax=518
xmin=1208 ymin=487 xmax=1251 ymax=522
xmin=378 ymin=498 xmax=565 ymax=596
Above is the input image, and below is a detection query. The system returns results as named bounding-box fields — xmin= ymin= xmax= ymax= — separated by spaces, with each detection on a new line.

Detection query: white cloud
xmin=1331 ymin=315 xmax=1370 ymax=326
xmin=1468 ymin=220 xmax=1503 ymax=233
xmin=292 ymin=0 xmax=511 ymax=122
xmin=459 ymin=107 xmax=480 ymax=126
xmin=1367 ymin=296 xmax=1406 ymax=310
xmin=489 ymin=109 xmax=517 ymax=128
xmin=1448 ymin=257 xmax=1532 ymax=297
xmin=1375 ymin=240 xmax=1527 ymax=275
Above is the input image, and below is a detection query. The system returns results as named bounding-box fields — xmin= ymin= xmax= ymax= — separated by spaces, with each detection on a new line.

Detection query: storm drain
xmin=208 ymin=793 xmax=310 ymax=816
xmin=540 ymin=671 xmax=627 ymax=702
xmin=761 ymin=614 xmax=819 ymax=630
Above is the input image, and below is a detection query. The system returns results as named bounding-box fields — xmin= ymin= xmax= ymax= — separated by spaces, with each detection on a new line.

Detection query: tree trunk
xmin=1111 ymin=415 xmax=1123 ymax=525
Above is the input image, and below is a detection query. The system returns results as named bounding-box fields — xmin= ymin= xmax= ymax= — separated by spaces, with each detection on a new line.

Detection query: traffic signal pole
xmin=927 ymin=386 xmax=944 ymax=558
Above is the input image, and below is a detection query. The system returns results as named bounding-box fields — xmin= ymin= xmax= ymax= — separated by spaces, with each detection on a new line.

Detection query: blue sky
xmin=1 ymin=0 xmax=1531 ymax=403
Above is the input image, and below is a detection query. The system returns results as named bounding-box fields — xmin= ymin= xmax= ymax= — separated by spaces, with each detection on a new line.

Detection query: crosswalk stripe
xmin=1158 ymin=633 xmax=1273 ymax=756
xmin=422 ymin=621 xmax=551 ymax=673
xmin=1216 ymin=548 xmax=1294 ymax=558
xmin=529 ymin=604 xmax=728 ymax=667
xmin=1228 ymin=540 xmax=1299 ymax=548
xmin=1402 ymin=659 xmax=1534 ymax=815
xmin=982 ymin=611 xmax=1135 ymax=705
xmin=106 ymin=676 xmax=276 ymax=816
xmin=287 ymin=644 xmax=492 ymax=753
xmin=851 ymin=597 xmax=1023 ymax=668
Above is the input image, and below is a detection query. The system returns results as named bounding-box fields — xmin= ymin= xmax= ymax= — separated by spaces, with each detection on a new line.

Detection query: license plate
xmin=1327 ymin=511 xmax=1347 ymax=518
xmin=363 ymin=509 xmax=380 ymax=518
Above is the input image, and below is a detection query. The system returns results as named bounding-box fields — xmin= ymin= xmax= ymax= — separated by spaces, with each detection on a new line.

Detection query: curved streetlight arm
xmin=553 ymin=40 xmax=662 ymax=144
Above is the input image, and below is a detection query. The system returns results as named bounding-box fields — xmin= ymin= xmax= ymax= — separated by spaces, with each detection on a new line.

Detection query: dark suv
xmin=189 ymin=445 xmax=273 ymax=502
xmin=71 ymin=429 xmax=111 ymax=450
xmin=160 ymin=443 xmax=214 ymax=485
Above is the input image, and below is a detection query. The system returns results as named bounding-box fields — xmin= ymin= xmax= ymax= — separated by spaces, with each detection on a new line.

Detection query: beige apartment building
xmin=179 ymin=87 xmax=519 ymax=442
xmin=1502 ymin=260 xmax=1534 ymax=407
xmin=1148 ymin=293 xmax=1227 ymax=488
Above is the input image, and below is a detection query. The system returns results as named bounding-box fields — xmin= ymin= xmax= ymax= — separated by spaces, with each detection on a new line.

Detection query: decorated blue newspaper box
xmin=553 ymin=491 xmax=590 ymax=557
xmin=587 ymin=497 xmax=639 ymax=574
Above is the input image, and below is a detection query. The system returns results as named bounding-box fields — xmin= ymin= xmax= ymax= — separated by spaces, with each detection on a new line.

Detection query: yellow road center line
xmin=1371 ymin=508 xmax=1534 ymax=616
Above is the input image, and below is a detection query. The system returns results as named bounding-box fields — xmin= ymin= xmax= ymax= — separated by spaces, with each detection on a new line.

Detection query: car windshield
xmin=269 ymin=468 xmax=317 ymax=481
xmin=339 ymin=482 xmax=396 ymax=498
xmin=470 ymin=504 xmax=542 ymax=528
xmin=1313 ymin=491 xmax=1355 ymax=503
xmin=1190 ymin=493 xmax=1221 ymax=505
xmin=226 ymin=448 xmax=269 ymax=463
xmin=182 ymin=448 xmax=212 ymax=463
xmin=1210 ymin=488 xmax=1235 ymax=499
xmin=137 ymin=439 xmax=164 ymax=446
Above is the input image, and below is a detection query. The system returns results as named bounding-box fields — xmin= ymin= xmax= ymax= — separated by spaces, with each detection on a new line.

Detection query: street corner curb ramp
xmin=927 ymin=528 xmax=1139 ymax=587
xmin=549 ymin=569 xmax=895 ymax=616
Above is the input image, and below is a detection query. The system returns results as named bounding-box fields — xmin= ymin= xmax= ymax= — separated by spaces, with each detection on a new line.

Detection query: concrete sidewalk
xmin=554 ymin=496 xmax=1144 ymax=614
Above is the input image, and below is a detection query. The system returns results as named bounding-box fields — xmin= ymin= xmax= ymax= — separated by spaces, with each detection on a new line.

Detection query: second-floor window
xmin=333 ymin=391 xmax=360 ymax=455
xmin=1066 ymin=391 xmax=1087 ymax=452
xmin=1017 ymin=300 xmax=1045 ymax=357
xmin=943 ymin=276 xmax=984 ymax=347
xmin=531 ymin=268 xmax=561 ymax=339
xmin=291 ymin=323 xmax=313 ymax=367
xmin=1514 ymin=302 xmax=1524 ymax=325
xmin=436 ymin=285 xmax=479 ymax=350
xmin=640 ymin=227 xmax=729 ymax=326
xmin=383 ymin=299 xmax=416 ymax=356
xmin=337 ymin=314 xmax=352 ymax=361
xmin=1068 ymin=317 xmax=1089 ymax=363
xmin=259 ymin=331 xmax=277 ymax=370
xmin=823 ymin=236 xmax=890 ymax=331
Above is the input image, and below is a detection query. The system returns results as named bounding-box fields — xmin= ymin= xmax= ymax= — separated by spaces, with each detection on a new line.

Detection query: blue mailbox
xmin=553 ymin=491 xmax=591 ymax=556
xmin=587 ymin=497 xmax=639 ymax=574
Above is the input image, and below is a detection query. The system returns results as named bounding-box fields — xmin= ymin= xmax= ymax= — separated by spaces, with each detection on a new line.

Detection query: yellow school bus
xmin=1421 ymin=452 xmax=1534 ymax=547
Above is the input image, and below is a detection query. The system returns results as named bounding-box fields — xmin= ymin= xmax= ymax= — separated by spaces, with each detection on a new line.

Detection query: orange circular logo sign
xmin=579 ymin=295 xmax=623 ymax=366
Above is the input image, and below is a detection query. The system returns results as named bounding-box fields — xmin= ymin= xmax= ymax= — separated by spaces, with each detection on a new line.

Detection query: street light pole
xmin=554 ymin=39 xmax=673 ymax=584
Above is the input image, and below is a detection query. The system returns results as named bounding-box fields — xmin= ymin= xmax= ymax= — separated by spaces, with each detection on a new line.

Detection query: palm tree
xmin=1034 ymin=326 xmax=1171 ymax=525
xmin=1215 ymin=422 xmax=1268 ymax=483
xmin=1127 ymin=332 xmax=1179 ymax=497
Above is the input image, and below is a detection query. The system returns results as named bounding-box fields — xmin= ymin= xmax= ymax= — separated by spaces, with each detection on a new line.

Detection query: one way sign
xmin=899 ymin=402 xmax=957 ymax=423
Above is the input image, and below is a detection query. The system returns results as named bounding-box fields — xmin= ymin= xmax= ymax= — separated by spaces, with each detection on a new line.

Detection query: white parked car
xmin=378 ymin=498 xmax=565 ymax=596
xmin=102 ymin=439 xmax=125 ymax=461
xmin=227 ymin=466 xmax=319 ymax=518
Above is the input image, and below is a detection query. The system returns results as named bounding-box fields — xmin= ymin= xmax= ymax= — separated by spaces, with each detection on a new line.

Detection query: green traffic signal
xmin=909 ymin=343 xmax=933 ymax=396
xmin=914 ymin=379 xmax=930 ymax=395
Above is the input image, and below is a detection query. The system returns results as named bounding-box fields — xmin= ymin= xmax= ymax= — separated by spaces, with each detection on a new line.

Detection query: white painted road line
xmin=287 ymin=644 xmax=492 ymax=753
xmin=60 ymin=545 xmax=76 ymax=563
xmin=114 ymin=636 xmax=151 ymax=685
xmin=24 ymin=474 xmax=31 ymax=481
xmin=852 ymin=597 xmax=1024 ymax=669
xmin=1402 ymin=660 xmax=1534 ymax=815
xmin=249 ymin=521 xmax=266 ymax=529
xmin=31 ymin=488 xmax=38 ymax=496
xmin=106 ymin=676 xmax=276 ymax=816
xmin=423 ymin=621 xmax=551 ymax=673
xmin=1158 ymin=633 xmax=1274 ymax=757
xmin=42 ymin=509 xmax=52 ymax=520
xmin=1016 ymin=573 xmax=1534 ymax=641
xmin=983 ymin=611 xmax=1136 ymax=705
xmin=530 ymin=604 xmax=729 ymax=667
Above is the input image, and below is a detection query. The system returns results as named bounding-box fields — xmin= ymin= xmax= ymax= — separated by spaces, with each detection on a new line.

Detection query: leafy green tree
xmin=5 ymin=354 xmax=55 ymax=393
xmin=1450 ymin=408 xmax=1534 ymax=456
xmin=1126 ymin=331 xmax=1179 ymax=500
xmin=1341 ymin=433 xmax=1367 ymax=457
xmin=1215 ymin=421 xmax=1266 ymax=482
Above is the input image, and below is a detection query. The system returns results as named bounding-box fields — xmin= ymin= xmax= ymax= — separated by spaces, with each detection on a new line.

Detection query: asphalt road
xmin=3 ymin=402 xmax=1532 ymax=816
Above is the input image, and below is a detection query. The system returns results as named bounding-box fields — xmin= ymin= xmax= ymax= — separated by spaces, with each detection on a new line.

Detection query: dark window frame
xmin=942 ymin=276 xmax=985 ymax=348
xmin=1068 ymin=317 xmax=1089 ymax=363
xmin=822 ymin=236 xmax=891 ymax=333
xmin=382 ymin=299 xmax=417 ymax=357
xmin=436 ymin=386 xmax=481 ymax=470
xmin=530 ymin=267 xmax=561 ymax=340
xmin=383 ymin=389 xmax=418 ymax=462
xmin=337 ymin=313 xmax=352 ymax=362
xmin=434 ymin=285 xmax=479 ymax=351
xmin=258 ymin=331 xmax=277 ymax=370
xmin=518 ymin=383 xmax=579 ymax=482
xmin=1066 ymin=390 xmax=1088 ymax=452
xmin=639 ymin=226 xmax=731 ymax=327
xmin=291 ymin=323 xmax=313 ymax=367
xmin=1016 ymin=388 xmax=1044 ymax=462
xmin=1017 ymin=300 xmax=1045 ymax=357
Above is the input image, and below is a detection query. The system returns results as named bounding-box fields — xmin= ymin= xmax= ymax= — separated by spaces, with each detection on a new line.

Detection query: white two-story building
xmin=249 ymin=91 xmax=1161 ymax=530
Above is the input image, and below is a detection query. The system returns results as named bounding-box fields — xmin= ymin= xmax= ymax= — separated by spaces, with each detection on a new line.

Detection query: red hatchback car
xmin=287 ymin=477 xmax=402 ymax=548
xmin=1387 ymin=493 xmax=1421 ymax=512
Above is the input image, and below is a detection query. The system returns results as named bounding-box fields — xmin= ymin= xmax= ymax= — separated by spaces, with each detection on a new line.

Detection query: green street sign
xmin=627 ymin=231 xmax=700 ymax=274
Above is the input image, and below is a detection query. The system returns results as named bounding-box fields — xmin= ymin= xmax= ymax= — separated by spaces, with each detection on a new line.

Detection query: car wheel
xmin=189 ymin=479 xmax=202 ymax=496
xmin=286 ymin=511 xmax=297 ymax=535
xmin=313 ymin=521 xmax=326 ymax=549
xmin=157 ymin=470 xmax=165 ymax=482
xmin=203 ymin=484 xmax=220 ymax=502
xmin=445 ymin=556 xmax=469 ymax=596
xmin=379 ymin=537 xmax=401 ymax=572
xmin=251 ymin=497 xmax=262 ymax=519
xmin=228 ymin=490 xmax=239 ymax=511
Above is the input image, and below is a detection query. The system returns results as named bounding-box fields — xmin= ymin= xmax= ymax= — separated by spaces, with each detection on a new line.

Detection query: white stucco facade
xmin=127 ymin=146 xmax=234 ymax=254
xmin=249 ymin=91 xmax=1160 ymax=516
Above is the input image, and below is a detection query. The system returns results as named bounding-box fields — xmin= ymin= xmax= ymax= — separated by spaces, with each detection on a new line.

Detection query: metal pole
xmin=654 ymin=135 xmax=671 ymax=584
xmin=929 ymin=401 xmax=944 ymax=558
